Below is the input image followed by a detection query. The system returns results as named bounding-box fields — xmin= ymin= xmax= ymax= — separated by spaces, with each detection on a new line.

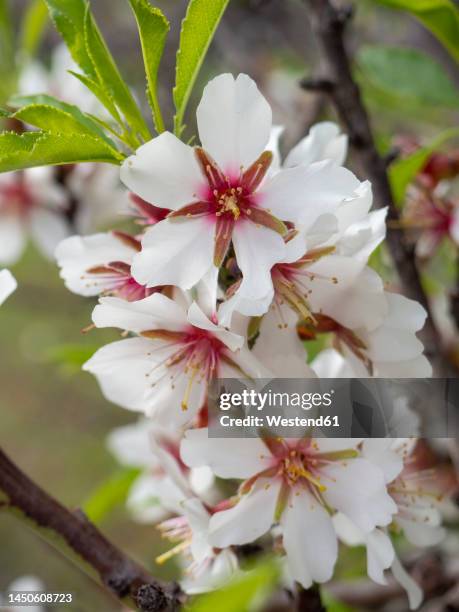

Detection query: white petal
xmin=285 ymin=122 xmax=348 ymax=168
xmin=253 ymin=307 xmax=315 ymax=378
xmin=397 ymin=518 xmax=445 ymax=547
xmin=232 ymin=221 xmax=285 ymax=299
xmin=181 ymin=549 xmax=239 ymax=594
xmin=260 ymin=161 xmax=361 ymax=225
xmin=383 ymin=292 xmax=427 ymax=332
xmin=92 ymin=292 xmax=188 ymax=333
xmin=197 ymin=73 xmax=272 ymax=174
xmin=391 ymin=556 xmax=423 ymax=610
xmin=0 ymin=215 xmax=26 ymax=264
xmin=375 ymin=356 xmax=432 ymax=378
xmin=55 ymin=232 xmax=135 ymax=296
xmin=0 ymin=269 xmax=17 ymax=305
xmin=187 ymin=302 xmax=244 ymax=352
xmin=180 ymin=428 xmax=271 ymax=479
xmin=311 ymin=348 xmax=356 ymax=378
xmin=361 ymin=439 xmax=404 ymax=483
xmin=107 ymin=419 xmax=159 ymax=468
xmin=323 ymin=459 xmax=396 ymax=532
xmin=209 ymin=478 xmax=281 ymax=546
xmin=131 ymin=217 xmax=215 ymax=290
xmin=83 ymin=337 xmax=164 ymax=412
xmin=120 ymin=132 xmax=203 ymax=210
xmin=126 ymin=473 xmax=172 ymax=523
xmin=366 ymin=528 xmax=394 ymax=585
xmin=282 ymin=487 xmax=337 ymax=587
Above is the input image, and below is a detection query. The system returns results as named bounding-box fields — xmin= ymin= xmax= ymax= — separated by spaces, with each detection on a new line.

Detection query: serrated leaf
xmin=371 ymin=0 xmax=459 ymax=63
xmin=0 ymin=130 xmax=123 ymax=173
xmin=189 ymin=558 xmax=279 ymax=612
xmin=390 ymin=127 xmax=459 ymax=204
xmin=128 ymin=0 xmax=169 ymax=133
xmin=83 ymin=467 xmax=141 ymax=524
xmin=19 ymin=0 xmax=48 ymax=60
xmin=173 ymin=0 xmax=230 ymax=135
xmin=83 ymin=5 xmax=151 ymax=143
xmin=68 ymin=70 xmax=123 ymax=125
xmin=44 ymin=0 xmax=97 ymax=78
xmin=9 ymin=95 xmax=118 ymax=148
xmin=358 ymin=46 xmax=459 ymax=108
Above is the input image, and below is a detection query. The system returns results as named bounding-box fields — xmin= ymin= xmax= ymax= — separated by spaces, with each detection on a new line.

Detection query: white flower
xmin=84 ymin=292 xmax=269 ymax=425
xmin=0 ymin=169 xmax=69 ymax=264
xmin=55 ymin=231 xmax=152 ymax=300
xmin=181 ymin=430 xmax=398 ymax=589
xmin=270 ymin=121 xmax=348 ymax=171
xmin=0 ymin=269 xmax=16 ymax=305
xmin=310 ymin=285 xmax=431 ymax=377
xmin=121 ymin=74 xmax=363 ymax=300
xmin=157 ymin=497 xmax=239 ymax=595
xmin=107 ymin=419 xmax=216 ymax=523
xmin=334 ymin=439 xmax=445 ymax=610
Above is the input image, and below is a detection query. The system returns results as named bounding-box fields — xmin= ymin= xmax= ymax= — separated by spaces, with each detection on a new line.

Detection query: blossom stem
xmin=0 ymin=447 xmax=182 ymax=611
xmin=303 ymin=0 xmax=454 ymax=376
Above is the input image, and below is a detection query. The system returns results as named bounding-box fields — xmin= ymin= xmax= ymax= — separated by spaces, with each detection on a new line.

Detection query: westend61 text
xmin=219 ymin=414 xmax=340 ymax=428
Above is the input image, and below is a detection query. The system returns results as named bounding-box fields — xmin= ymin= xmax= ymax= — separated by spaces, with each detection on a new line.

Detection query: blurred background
xmin=1 ymin=0 xmax=459 ymax=610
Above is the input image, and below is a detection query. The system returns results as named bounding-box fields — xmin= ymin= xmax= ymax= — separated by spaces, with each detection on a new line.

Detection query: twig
xmin=295 ymin=584 xmax=325 ymax=612
xmin=302 ymin=0 xmax=454 ymax=376
xmin=0 ymin=447 xmax=182 ymax=612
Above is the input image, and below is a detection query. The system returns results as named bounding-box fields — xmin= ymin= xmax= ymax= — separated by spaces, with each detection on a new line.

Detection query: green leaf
xmin=358 ymin=45 xmax=459 ymax=108
xmin=389 ymin=127 xmax=459 ymax=204
xmin=371 ymin=0 xmax=459 ymax=63
xmin=68 ymin=70 xmax=123 ymax=125
xmin=173 ymin=0 xmax=229 ymax=135
xmin=9 ymin=94 xmax=118 ymax=148
xmin=19 ymin=0 xmax=49 ymax=60
xmin=128 ymin=0 xmax=169 ymax=133
xmin=189 ymin=558 xmax=279 ymax=612
xmin=83 ymin=5 xmax=151 ymax=143
xmin=83 ymin=467 xmax=141 ymax=524
xmin=44 ymin=0 xmax=97 ymax=79
xmin=0 ymin=130 xmax=124 ymax=173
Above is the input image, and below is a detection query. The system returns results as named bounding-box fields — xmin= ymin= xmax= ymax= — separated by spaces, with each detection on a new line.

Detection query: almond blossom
xmin=83 ymin=292 xmax=269 ymax=426
xmin=156 ymin=497 xmax=239 ymax=595
xmin=107 ymin=418 xmax=216 ymax=523
xmin=181 ymin=430 xmax=399 ymax=589
xmin=0 ymin=269 xmax=17 ymax=306
xmin=309 ymin=289 xmax=431 ymax=377
xmin=55 ymin=231 xmax=153 ymax=300
xmin=334 ymin=439 xmax=445 ymax=609
xmin=218 ymin=120 xmax=381 ymax=325
xmin=0 ymin=169 xmax=69 ymax=264
xmin=121 ymin=74 xmax=366 ymax=300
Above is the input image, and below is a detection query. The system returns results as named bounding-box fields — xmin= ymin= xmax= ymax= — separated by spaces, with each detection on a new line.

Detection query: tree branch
xmin=295 ymin=584 xmax=325 ymax=611
xmin=302 ymin=0 xmax=453 ymax=376
xmin=0 ymin=447 xmax=182 ymax=612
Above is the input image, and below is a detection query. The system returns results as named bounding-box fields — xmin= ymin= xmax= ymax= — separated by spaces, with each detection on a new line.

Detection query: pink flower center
xmin=168 ymin=148 xmax=287 ymax=266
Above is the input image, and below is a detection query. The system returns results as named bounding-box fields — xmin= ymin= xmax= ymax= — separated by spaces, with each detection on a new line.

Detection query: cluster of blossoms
xmin=52 ymin=73 xmax=443 ymax=604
